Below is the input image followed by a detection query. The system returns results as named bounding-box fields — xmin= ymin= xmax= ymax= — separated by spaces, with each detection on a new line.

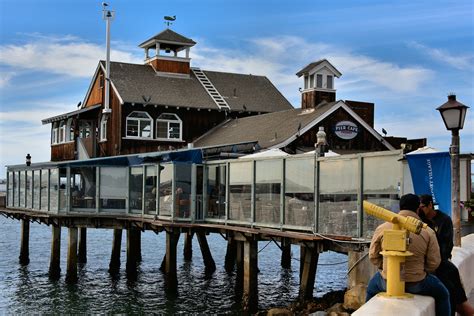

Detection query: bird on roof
xmin=77 ymin=101 xmax=82 ymax=108
xmin=382 ymin=128 xmax=387 ymax=136
xmin=243 ymin=104 xmax=247 ymax=111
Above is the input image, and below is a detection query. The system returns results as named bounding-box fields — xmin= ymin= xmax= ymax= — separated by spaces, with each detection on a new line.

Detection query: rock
xmin=309 ymin=311 xmax=327 ymax=316
xmin=267 ymin=308 xmax=292 ymax=316
xmin=326 ymin=303 xmax=345 ymax=314
xmin=343 ymin=283 xmax=367 ymax=310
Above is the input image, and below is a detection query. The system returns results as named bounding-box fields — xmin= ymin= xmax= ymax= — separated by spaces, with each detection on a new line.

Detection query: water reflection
xmin=0 ymin=217 xmax=347 ymax=314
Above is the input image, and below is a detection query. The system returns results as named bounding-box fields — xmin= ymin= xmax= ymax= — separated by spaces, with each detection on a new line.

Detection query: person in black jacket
xmin=418 ymin=194 xmax=474 ymax=316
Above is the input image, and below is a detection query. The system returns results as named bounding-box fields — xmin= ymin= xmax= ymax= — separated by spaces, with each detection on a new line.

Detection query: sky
xmin=0 ymin=0 xmax=473 ymax=179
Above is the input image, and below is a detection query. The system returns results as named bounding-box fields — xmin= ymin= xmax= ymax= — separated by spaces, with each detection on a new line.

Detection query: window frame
xmin=126 ymin=111 xmax=153 ymax=139
xmin=316 ymin=74 xmax=323 ymax=88
xmin=99 ymin=115 xmax=108 ymax=142
xmin=327 ymin=75 xmax=334 ymax=89
xmin=52 ymin=122 xmax=59 ymax=145
xmin=156 ymin=113 xmax=183 ymax=141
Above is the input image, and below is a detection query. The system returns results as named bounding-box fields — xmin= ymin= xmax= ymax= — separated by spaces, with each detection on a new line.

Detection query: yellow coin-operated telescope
xmin=363 ymin=201 xmax=427 ymax=297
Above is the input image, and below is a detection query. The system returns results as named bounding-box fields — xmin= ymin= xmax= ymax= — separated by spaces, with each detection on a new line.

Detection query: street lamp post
xmin=436 ymin=94 xmax=469 ymax=246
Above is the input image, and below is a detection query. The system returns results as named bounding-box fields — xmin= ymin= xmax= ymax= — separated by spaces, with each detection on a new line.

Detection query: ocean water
xmin=0 ymin=216 xmax=347 ymax=314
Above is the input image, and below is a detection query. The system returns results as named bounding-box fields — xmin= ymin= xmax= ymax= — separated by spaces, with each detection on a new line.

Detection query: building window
xmin=327 ymin=75 xmax=333 ymax=89
xmin=126 ymin=111 xmax=152 ymax=138
xmin=52 ymin=122 xmax=59 ymax=144
xmin=100 ymin=116 xmax=107 ymax=141
xmin=304 ymin=75 xmax=309 ymax=89
xmin=309 ymin=74 xmax=315 ymax=88
xmin=156 ymin=113 xmax=182 ymax=141
xmin=99 ymin=73 xmax=104 ymax=89
xmin=66 ymin=118 xmax=74 ymax=142
xmin=316 ymin=74 xmax=323 ymax=88
xmin=59 ymin=121 xmax=66 ymax=143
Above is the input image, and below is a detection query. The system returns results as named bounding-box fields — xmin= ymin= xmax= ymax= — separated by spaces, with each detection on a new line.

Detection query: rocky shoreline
xmin=259 ymin=290 xmax=354 ymax=316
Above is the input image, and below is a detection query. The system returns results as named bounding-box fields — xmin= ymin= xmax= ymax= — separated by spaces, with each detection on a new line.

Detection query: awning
xmin=41 ymin=104 xmax=102 ymax=124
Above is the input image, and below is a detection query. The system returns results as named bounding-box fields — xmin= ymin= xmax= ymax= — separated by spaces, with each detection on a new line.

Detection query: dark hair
xmin=419 ymin=194 xmax=433 ymax=206
xmin=399 ymin=193 xmax=420 ymax=212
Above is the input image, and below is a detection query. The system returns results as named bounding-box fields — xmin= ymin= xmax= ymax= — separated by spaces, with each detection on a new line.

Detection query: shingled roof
xmin=295 ymin=59 xmax=342 ymax=78
xmin=104 ymin=61 xmax=293 ymax=113
xmin=138 ymin=29 xmax=196 ymax=48
xmin=193 ymin=102 xmax=336 ymax=149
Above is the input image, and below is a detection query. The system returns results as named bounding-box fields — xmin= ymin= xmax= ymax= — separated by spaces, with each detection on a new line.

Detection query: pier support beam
xmin=78 ymin=227 xmax=87 ymax=264
xmin=66 ymin=227 xmax=78 ymax=283
xmin=49 ymin=225 xmax=61 ymax=280
xmin=109 ymin=229 xmax=122 ymax=275
xmin=183 ymin=231 xmax=193 ymax=261
xmin=235 ymin=240 xmax=244 ymax=296
xmin=299 ymin=243 xmax=319 ymax=301
xmin=126 ymin=227 xmax=141 ymax=276
xmin=164 ymin=229 xmax=180 ymax=294
xmin=344 ymin=250 xmax=377 ymax=310
xmin=19 ymin=219 xmax=30 ymax=265
xmin=224 ymin=236 xmax=236 ymax=273
xmin=242 ymin=237 xmax=258 ymax=313
xmin=196 ymin=231 xmax=216 ymax=274
xmin=281 ymin=238 xmax=291 ymax=269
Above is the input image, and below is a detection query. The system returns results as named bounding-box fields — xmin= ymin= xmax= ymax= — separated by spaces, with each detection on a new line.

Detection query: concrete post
xmin=49 ymin=225 xmax=61 ymax=280
xmin=78 ymin=227 xmax=87 ymax=264
xmin=344 ymin=250 xmax=376 ymax=310
xmin=242 ymin=237 xmax=258 ymax=313
xmin=109 ymin=229 xmax=122 ymax=275
xmin=19 ymin=219 xmax=30 ymax=265
xmin=66 ymin=227 xmax=78 ymax=283
xmin=183 ymin=231 xmax=193 ymax=261
xmin=196 ymin=231 xmax=216 ymax=274
xmin=299 ymin=243 xmax=319 ymax=300
xmin=281 ymin=238 xmax=291 ymax=269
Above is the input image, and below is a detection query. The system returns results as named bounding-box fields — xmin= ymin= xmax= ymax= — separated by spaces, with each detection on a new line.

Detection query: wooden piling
xmin=183 ymin=231 xmax=193 ymax=261
xmin=235 ymin=240 xmax=244 ymax=296
xmin=299 ymin=243 xmax=319 ymax=300
xmin=19 ymin=219 xmax=30 ymax=265
xmin=164 ymin=229 xmax=180 ymax=293
xmin=66 ymin=227 xmax=78 ymax=283
xmin=126 ymin=228 xmax=140 ymax=276
xmin=281 ymin=238 xmax=291 ymax=269
xmin=108 ymin=229 xmax=122 ymax=275
xmin=78 ymin=227 xmax=87 ymax=264
xmin=196 ymin=231 xmax=216 ymax=274
xmin=224 ymin=236 xmax=236 ymax=273
xmin=49 ymin=225 xmax=61 ymax=280
xmin=242 ymin=237 xmax=258 ymax=313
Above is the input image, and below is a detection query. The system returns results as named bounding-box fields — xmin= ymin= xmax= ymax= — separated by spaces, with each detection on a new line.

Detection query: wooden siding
xmin=345 ymin=100 xmax=374 ymax=128
xmin=148 ymin=58 xmax=190 ymax=75
xmin=301 ymin=90 xmax=336 ymax=109
xmin=85 ymin=70 xmax=104 ymax=107
xmin=287 ymin=107 xmax=388 ymax=154
xmin=51 ymin=142 xmax=75 ymax=161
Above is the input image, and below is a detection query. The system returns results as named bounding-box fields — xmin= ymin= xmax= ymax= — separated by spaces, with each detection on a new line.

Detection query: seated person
xmin=366 ymin=193 xmax=450 ymax=316
xmin=418 ymin=194 xmax=474 ymax=316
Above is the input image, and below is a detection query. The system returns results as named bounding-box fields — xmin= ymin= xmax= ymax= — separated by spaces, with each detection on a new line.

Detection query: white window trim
xmin=99 ymin=116 xmax=108 ymax=142
xmin=126 ymin=111 xmax=153 ymax=139
xmin=156 ymin=113 xmax=183 ymax=141
xmin=52 ymin=122 xmax=59 ymax=145
xmin=66 ymin=118 xmax=74 ymax=142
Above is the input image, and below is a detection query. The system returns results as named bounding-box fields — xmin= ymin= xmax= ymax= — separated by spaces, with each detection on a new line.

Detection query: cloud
xmin=0 ymin=71 xmax=15 ymax=87
xmin=0 ymin=34 xmax=142 ymax=78
xmin=408 ymin=41 xmax=474 ymax=70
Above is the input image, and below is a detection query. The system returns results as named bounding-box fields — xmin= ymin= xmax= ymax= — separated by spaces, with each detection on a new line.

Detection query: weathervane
xmin=164 ymin=15 xmax=176 ymax=28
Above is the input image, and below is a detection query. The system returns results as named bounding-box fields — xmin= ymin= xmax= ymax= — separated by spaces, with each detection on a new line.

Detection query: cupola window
xmin=316 ymin=74 xmax=323 ymax=88
xmin=156 ymin=113 xmax=182 ymax=141
xmin=126 ymin=111 xmax=153 ymax=138
xmin=327 ymin=75 xmax=333 ymax=89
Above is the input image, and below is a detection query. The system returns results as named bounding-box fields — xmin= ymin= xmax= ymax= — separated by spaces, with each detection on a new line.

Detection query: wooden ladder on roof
xmin=191 ymin=67 xmax=231 ymax=111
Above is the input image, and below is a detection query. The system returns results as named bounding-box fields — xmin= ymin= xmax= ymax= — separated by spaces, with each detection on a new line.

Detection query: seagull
xmin=382 ymin=128 xmax=387 ymax=136
xmin=142 ymin=95 xmax=152 ymax=106
xmin=77 ymin=101 xmax=82 ymax=108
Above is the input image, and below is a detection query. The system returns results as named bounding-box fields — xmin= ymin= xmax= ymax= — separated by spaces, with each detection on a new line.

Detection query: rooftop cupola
xmin=139 ymin=28 xmax=196 ymax=78
xmin=296 ymin=59 xmax=342 ymax=109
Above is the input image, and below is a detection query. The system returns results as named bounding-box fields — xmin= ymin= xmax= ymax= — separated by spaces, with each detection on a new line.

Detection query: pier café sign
xmin=334 ymin=121 xmax=359 ymax=140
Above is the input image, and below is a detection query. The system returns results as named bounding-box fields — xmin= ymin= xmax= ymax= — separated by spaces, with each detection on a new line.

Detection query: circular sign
xmin=334 ymin=121 xmax=359 ymax=140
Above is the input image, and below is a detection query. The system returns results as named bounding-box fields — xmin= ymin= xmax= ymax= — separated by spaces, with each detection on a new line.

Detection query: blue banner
xmin=406 ymin=152 xmax=451 ymax=216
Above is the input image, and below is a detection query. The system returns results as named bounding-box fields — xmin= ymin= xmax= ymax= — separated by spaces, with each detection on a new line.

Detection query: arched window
xmin=52 ymin=122 xmax=59 ymax=144
xmin=66 ymin=118 xmax=75 ymax=142
xmin=156 ymin=113 xmax=182 ymax=141
xmin=59 ymin=121 xmax=66 ymax=143
xmin=126 ymin=111 xmax=153 ymax=138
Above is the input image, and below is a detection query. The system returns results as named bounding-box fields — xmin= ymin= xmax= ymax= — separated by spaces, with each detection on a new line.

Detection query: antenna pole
xmin=103 ymin=5 xmax=114 ymax=115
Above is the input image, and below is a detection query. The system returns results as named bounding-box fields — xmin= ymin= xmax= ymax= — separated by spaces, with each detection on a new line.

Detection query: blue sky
xmin=0 ymin=0 xmax=473 ymax=178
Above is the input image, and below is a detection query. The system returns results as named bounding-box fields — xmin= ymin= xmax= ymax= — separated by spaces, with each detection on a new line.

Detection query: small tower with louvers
xmin=296 ymin=59 xmax=342 ymax=109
